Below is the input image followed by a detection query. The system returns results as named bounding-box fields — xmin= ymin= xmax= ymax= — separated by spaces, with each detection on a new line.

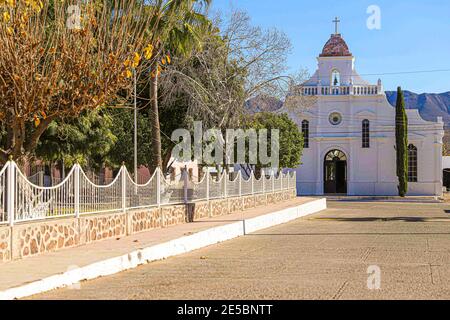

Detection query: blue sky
xmin=210 ymin=0 xmax=450 ymax=94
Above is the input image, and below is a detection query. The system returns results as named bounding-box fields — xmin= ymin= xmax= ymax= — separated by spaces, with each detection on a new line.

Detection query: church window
xmin=408 ymin=145 xmax=418 ymax=182
xmin=329 ymin=112 xmax=342 ymax=126
xmin=302 ymin=120 xmax=309 ymax=148
xmin=362 ymin=119 xmax=370 ymax=148
xmin=331 ymin=70 xmax=340 ymax=87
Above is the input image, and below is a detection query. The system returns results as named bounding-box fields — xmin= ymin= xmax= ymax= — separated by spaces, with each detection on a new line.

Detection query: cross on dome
xmin=332 ymin=17 xmax=340 ymax=34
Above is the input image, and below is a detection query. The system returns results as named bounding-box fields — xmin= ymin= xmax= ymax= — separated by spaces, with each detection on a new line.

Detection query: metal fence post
xmin=121 ymin=165 xmax=126 ymax=212
xmin=262 ymin=169 xmax=265 ymax=194
xmin=295 ymin=171 xmax=297 ymax=191
xmin=74 ymin=164 xmax=80 ymax=218
xmin=280 ymin=171 xmax=283 ymax=191
xmin=239 ymin=171 xmax=242 ymax=197
xmin=251 ymin=171 xmax=254 ymax=195
xmin=223 ymin=171 xmax=227 ymax=199
xmin=183 ymin=167 xmax=188 ymax=204
xmin=287 ymin=171 xmax=290 ymax=190
xmin=206 ymin=169 xmax=210 ymax=201
xmin=156 ymin=168 xmax=161 ymax=207
xmin=272 ymin=170 xmax=275 ymax=193
xmin=7 ymin=161 xmax=15 ymax=227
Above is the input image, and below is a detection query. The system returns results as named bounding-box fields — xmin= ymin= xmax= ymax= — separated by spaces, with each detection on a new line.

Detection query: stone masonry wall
xmin=229 ymin=197 xmax=244 ymax=213
xmin=13 ymin=219 xmax=80 ymax=259
xmin=0 ymin=226 xmax=11 ymax=262
xmin=2 ymin=189 xmax=296 ymax=263
xmin=131 ymin=208 xmax=161 ymax=234
xmin=243 ymin=195 xmax=256 ymax=210
xmin=162 ymin=205 xmax=187 ymax=227
xmin=80 ymin=212 xmax=127 ymax=244
xmin=192 ymin=201 xmax=210 ymax=220
xmin=210 ymin=199 xmax=229 ymax=217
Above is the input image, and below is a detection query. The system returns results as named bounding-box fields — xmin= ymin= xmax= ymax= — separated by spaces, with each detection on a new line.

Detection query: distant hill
xmin=385 ymin=91 xmax=450 ymax=126
xmin=245 ymin=95 xmax=283 ymax=113
xmin=246 ymin=91 xmax=450 ymax=127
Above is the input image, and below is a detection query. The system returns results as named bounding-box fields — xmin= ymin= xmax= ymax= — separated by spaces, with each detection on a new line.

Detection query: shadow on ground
xmin=309 ymin=217 xmax=450 ymax=222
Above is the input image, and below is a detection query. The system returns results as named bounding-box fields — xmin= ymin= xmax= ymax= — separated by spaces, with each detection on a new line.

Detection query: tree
xmin=395 ymin=86 xmax=408 ymax=197
xmin=105 ymin=108 xmax=153 ymax=173
xmin=0 ymin=0 xmax=152 ymax=163
xmin=169 ymin=10 xmax=294 ymax=131
xmin=35 ymin=109 xmax=117 ymax=172
xmin=244 ymin=112 xmax=303 ymax=176
xmin=159 ymin=10 xmax=298 ymax=173
xmin=143 ymin=0 xmax=212 ymax=171
xmin=220 ymin=10 xmax=292 ymax=101
xmin=443 ymin=130 xmax=450 ymax=156
xmin=164 ymin=32 xmax=246 ymax=126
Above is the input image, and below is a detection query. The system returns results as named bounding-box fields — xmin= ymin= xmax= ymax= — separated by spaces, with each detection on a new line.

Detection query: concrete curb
xmin=0 ymin=198 xmax=327 ymax=300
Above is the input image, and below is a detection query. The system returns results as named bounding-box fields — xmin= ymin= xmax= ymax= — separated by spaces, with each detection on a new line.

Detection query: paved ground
xmin=0 ymin=197 xmax=312 ymax=293
xmin=29 ymin=201 xmax=450 ymax=300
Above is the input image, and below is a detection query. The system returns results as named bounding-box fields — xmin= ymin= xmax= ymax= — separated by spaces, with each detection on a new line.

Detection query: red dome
xmin=320 ymin=34 xmax=352 ymax=57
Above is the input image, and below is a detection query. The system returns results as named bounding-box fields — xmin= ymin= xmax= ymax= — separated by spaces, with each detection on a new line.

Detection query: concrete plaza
xmin=29 ymin=201 xmax=450 ymax=300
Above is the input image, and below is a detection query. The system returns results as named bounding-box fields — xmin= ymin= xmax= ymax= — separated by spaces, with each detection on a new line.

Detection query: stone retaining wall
xmin=0 ymin=189 xmax=296 ymax=263
xmin=0 ymin=227 xmax=11 ymax=262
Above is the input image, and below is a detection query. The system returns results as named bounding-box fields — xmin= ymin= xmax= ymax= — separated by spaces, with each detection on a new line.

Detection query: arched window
xmin=362 ymin=119 xmax=370 ymax=148
xmin=331 ymin=70 xmax=340 ymax=87
xmin=408 ymin=144 xmax=418 ymax=182
xmin=302 ymin=120 xmax=309 ymax=148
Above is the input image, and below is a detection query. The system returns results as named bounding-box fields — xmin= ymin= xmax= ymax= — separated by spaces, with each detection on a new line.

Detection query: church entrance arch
xmin=324 ymin=149 xmax=348 ymax=194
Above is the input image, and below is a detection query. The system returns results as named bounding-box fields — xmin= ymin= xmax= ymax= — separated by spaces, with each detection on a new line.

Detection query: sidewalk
xmin=0 ymin=197 xmax=326 ymax=299
xmin=322 ymin=195 xmax=442 ymax=203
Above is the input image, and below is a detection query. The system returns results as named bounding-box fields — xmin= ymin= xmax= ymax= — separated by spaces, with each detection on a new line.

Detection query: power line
xmin=303 ymin=68 xmax=450 ymax=79
xmin=358 ymin=69 xmax=450 ymax=77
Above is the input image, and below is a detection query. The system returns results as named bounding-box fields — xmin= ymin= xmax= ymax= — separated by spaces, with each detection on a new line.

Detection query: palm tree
xmin=145 ymin=0 xmax=212 ymax=170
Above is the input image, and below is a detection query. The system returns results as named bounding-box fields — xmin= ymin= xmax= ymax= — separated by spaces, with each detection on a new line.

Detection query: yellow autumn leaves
xmin=2 ymin=0 xmax=43 ymax=36
xmin=123 ymin=52 xmax=141 ymax=78
xmin=144 ymin=43 xmax=153 ymax=59
xmin=1 ymin=0 xmax=43 ymax=12
xmin=3 ymin=11 xmax=9 ymax=22
xmin=33 ymin=110 xmax=47 ymax=127
xmin=122 ymin=43 xmax=171 ymax=80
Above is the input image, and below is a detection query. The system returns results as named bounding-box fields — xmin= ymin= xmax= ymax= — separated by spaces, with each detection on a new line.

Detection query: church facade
xmin=282 ymin=30 xmax=444 ymax=196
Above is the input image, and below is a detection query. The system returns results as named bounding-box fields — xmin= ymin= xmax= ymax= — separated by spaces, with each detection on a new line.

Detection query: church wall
xmin=286 ymin=32 xmax=444 ymax=197
xmin=295 ymin=130 xmax=442 ymax=196
xmin=317 ymin=57 xmax=353 ymax=86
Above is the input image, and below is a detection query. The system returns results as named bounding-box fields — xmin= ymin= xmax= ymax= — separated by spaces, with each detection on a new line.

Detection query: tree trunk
xmin=395 ymin=86 xmax=408 ymax=197
xmin=150 ymin=62 xmax=163 ymax=172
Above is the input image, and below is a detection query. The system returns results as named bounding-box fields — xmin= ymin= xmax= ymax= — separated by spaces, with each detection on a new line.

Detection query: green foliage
xmin=144 ymin=0 xmax=213 ymax=169
xmin=246 ymin=112 xmax=303 ymax=170
xmin=104 ymin=108 xmax=153 ymax=173
xmin=36 ymin=109 xmax=117 ymax=170
xmin=395 ymin=86 xmax=408 ymax=197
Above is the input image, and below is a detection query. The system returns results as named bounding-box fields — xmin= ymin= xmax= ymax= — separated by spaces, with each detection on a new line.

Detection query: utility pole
xmin=133 ymin=69 xmax=138 ymax=185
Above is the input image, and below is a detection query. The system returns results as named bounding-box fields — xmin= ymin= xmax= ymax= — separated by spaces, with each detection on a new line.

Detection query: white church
xmin=282 ymin=22 xmax=444 ymax=196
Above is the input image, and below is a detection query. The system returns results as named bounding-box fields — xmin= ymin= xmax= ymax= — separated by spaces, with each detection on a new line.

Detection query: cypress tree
xmin=395 ymin=86 xmax=408 ymax=197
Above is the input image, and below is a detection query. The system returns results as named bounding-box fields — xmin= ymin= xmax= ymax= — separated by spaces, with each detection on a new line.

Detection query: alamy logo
xmin=367 ymin=265 xmax=381 ymax=290
xmin=366 ymin=5 xmax=382 ymax=30
xmin=66 ymin=5 xmax=81 ymax=30
xmin=171 ymin=121 xmax=280 ymax=168
xmin=66 ymin=265 xmax=82 ymax=290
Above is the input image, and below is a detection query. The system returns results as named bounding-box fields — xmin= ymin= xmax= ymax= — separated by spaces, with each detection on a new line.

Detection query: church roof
xmin=320 ymin=34 xmax=352 ymax=57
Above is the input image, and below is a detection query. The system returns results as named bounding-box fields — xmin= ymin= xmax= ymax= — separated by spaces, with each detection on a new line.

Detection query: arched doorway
xmin=324 ymin=149 xmax=347 ymax=194
xmin=443 ymin=169 xmax=450 ymax=191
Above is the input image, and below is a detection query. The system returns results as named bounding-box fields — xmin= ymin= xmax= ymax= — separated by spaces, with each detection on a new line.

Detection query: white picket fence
xmin=0 ymin=161 xmax=297 ymax=225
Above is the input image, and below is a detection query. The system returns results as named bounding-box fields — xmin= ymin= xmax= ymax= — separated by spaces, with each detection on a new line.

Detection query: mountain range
xmin=246 ymin=91 xmax=450 ymax=127
xmin=385 ymin=91 xmax=450 ymax=127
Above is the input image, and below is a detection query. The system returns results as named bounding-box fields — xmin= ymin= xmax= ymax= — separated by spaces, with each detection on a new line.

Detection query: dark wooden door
xmin=324 ymin=159 xmax=347 ymax=194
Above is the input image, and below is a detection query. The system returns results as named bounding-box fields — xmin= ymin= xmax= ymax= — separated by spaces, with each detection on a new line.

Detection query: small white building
xmin=281 ymin=29 xmax=444 ymax=196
